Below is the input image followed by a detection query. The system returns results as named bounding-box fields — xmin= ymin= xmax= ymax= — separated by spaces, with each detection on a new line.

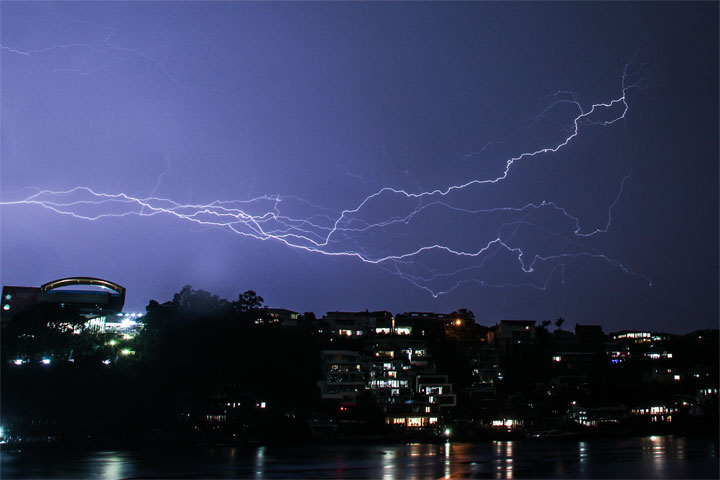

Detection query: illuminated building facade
xmin=367 ymin=337 xmax=430 ymax=405
xmin=263 ymin=308 xmax=300 ymax=326
xmin=317 ymin=350 xmax=366 ymax=404
xmin=323 ymin=311 xmax=392 ymax=337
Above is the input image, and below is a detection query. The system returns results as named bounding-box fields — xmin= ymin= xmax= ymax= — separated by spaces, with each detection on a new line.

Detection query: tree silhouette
xmin=235 ymin=290 xmax=265 ymax=313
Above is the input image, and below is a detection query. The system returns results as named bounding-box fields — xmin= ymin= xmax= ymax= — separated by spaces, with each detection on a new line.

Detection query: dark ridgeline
xmin=0 ymin=285 xmax=717 ymax=447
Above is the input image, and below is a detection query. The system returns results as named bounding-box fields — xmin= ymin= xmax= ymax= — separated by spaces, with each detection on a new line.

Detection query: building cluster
xmin=247 ymin=309 xmax=718 ymax=438
xmin=316 ymin=312 xmax=459 ymax=431
xmin=1 ymin=277 xmax=717 ymax=441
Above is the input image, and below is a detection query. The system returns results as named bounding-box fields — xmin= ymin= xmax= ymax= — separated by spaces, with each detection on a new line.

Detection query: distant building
xmin=323 ymin=311 xmax=392 ymax=337
xmin=630 ymin=404 xmax=677 ymax=423
xmin=374 ymin=315 xmax=413 ymax=336
xmin=611 ymin=330 xmax=669 ymax=344
xmin=2 ymin=277 xmax=126 ymax=322
xmin=317 ymin=350 xmax=366 ymax=404
xmin=416 ymin=374 xmax=457 ymax=408
xmin=263 ymin=308 xmax=300 ymax=327
xmin=384 ymin=374 xmax=456 ymax=430
xmin=574 ymin=324 xmax=606 ymax=348
xmin=367 ymin=337 xmax=430 ymax=405
xmin=395 ymin=311 xmax=453 ymax=337
xmin=488 ymin=320 xmax=537 ymax=348
xmin=571 ymin=403 xmax=627 ymax=427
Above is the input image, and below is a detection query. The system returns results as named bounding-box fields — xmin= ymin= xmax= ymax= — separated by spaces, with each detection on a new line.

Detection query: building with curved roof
xmin=2 ymin=276 xmax=126 ymax=320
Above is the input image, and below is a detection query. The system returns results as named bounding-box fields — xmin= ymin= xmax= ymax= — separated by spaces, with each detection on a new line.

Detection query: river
xmin=1 ymin=435 xmax=717 ymax=478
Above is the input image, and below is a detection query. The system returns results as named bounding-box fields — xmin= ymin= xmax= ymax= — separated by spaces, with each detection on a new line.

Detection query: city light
xmin=41 ymin=358 xmax=51 ymax=365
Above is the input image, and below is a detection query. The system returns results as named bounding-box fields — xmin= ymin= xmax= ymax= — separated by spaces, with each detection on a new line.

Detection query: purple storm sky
xmin=1 ymin=2 xmax=717 ymax=332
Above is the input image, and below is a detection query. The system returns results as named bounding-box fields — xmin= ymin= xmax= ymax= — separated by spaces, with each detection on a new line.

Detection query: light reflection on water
xmin=492 ymin=440 xmax=515 ymax=479
xmin=255 ymin=445 xmax=265 ymax=479
xmin=381 ymin=447 xmax=395 ymax=480
xmin=1 ymin=435 xmax=717 ymax=479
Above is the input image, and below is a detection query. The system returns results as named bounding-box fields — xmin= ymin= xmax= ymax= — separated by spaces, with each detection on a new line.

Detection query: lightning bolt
xmin=0 ymin=28 xmax=188 ymax=88
xmin=0 ymin=66 xmax=651 ymax=296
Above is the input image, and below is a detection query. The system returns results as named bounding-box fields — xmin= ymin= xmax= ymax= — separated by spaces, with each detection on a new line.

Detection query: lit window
xmin=407 ymin=417 xmax=424 ymax=427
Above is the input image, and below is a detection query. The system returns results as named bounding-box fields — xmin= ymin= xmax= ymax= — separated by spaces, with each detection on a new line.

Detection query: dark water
xmin=1 ymin=435 xmax=718 ymax=479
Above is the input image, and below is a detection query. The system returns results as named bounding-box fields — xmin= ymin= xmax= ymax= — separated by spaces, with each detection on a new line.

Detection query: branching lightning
xmin=0 ymin=53 xmax=650 ymax=296
xmin=0 ymin=28 xmax=188 ymax=88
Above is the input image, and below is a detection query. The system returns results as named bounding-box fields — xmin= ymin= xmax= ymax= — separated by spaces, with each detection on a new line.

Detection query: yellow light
xmin=455 ymin=319 xmax=462 ymax=326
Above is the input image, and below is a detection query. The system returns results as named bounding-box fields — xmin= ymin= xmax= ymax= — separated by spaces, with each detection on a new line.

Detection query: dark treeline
xmin=2 ymin=286 xmax=320 ymax=445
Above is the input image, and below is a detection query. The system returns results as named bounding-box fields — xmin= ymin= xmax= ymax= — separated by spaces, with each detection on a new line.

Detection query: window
xmin=425 ymin=386 xmax=443 ymax=395
xmin=407 ymin=417 xmax=424 ymax=427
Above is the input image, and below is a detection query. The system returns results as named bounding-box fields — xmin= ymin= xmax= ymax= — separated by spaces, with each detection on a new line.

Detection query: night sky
xmin=1 ymin=2 xmax=717 ymax=333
